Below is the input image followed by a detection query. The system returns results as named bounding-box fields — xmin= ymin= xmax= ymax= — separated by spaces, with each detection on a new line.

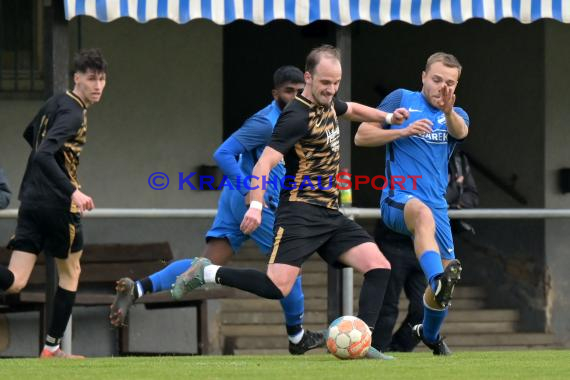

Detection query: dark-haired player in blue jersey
xmin=355 ymin=52 xmax=469 ymax=355
xmin=110 ymin=66 xmax=326 ymax=354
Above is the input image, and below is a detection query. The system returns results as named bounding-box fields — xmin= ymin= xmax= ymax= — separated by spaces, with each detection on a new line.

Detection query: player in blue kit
xmin=355 ymin=52 xmax=469 ymax=355
xmin=109 ymin=66 xmax=325 ymax=354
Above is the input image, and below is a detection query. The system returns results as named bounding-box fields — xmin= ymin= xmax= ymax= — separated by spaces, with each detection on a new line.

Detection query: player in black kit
xmin=0 ymin=48 xmax=107 ymax=359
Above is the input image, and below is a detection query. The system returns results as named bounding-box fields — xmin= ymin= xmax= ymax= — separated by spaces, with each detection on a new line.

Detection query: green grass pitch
xmin=0 ymin=351 xmax=568 ymax=380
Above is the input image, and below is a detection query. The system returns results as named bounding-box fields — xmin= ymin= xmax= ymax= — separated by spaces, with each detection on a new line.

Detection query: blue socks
xmin=419 ymin=250 xmax=444 ymax=292
xmin=280 ymin=276 xmax=305 ymax=337
xmin=422 ymin=304 xmax=448 ymax=343
xmin=146 ymin=258 xmax=194 ymax=293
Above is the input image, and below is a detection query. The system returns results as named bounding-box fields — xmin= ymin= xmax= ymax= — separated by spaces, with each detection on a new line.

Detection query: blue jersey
xmin=215 ymin=100 xmax=285 ymax=209
xmin=379 ymin=89 xmax=470 ymax=209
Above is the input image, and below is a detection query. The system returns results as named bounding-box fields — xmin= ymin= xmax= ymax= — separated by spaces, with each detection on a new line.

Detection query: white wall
xmin=0 ymin=17 xmax=224 ymax=357
xmin=73 ymin=17 xmax=223 ymax=209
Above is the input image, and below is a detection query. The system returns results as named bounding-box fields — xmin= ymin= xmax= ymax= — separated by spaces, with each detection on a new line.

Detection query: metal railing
xmin=4 ymin=207 xmax=570 ymax=219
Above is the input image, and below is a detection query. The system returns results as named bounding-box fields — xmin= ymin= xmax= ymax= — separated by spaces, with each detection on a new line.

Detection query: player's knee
xmin=266 ymin=274 xmax=293 ymax=298
xmin=356 ymin=249 xmax=392 ymax=273
xmin=70 ymin=262 xmax=81 ymax=280
xmin=369 ymin=249 xmax=392 ymax=271
xmin=273 ymin=280 xmax=292 ymax=298
xmin=7 ymin=276 xmax=28 ymax=294
xmin=59 ymin=263 xmax=81 ymax=282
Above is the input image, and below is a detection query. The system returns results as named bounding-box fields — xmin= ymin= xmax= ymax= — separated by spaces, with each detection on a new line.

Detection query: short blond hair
xmin=425 ymin=52 xmax=462 ymax=77
xmin=305 ymin=45 xmax=341 ymax=74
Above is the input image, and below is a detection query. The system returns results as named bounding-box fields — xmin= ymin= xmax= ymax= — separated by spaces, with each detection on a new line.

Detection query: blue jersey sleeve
xmin=377 ymin=89 xmax=404 ymax=113
xmin=377 ymin=89 xmax=404 ymax=129
xmin=213 ymin=136 xmax=249 ymax=195
xmin=214 ymin=116 xmax=273 ymax=196
xmin=453 ymin=107 xmax=470 ymax=126
xmin=232 ymin=115 xmax=273 ymax=150
xmin=448 ymin=106 xmax=470 ymax=147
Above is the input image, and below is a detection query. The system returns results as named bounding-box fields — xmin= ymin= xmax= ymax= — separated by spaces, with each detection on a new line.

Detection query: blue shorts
xmin=206 ymin=189 xmax=275 ymax=254
xmin=380 ymin=193 xmax=455 ymax=260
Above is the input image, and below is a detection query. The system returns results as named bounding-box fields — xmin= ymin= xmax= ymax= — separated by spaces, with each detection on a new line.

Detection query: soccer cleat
xmin=366 ymin=346 xmax=395 ymax=360
xmin=288 ymin=329 xmax=326 ymax=355
xmin=109 ymin=277 xmax=136 ymax=327
xmin=171 ymin=257 xmax=211 ymax=300
xmin=412 ymin=324 xmax=452 ymax=356
xmin=40 ymin=348 xmax=85 ymax=359
xmin=434 ymin=259 xmax=462 ymax=308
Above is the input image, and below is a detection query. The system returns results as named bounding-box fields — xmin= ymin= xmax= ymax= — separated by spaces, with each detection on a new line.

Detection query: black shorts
xmin=7 ymin=205 xmax=83 ymax=259
xmin=268 ymin=201 xmax=374 ymax=268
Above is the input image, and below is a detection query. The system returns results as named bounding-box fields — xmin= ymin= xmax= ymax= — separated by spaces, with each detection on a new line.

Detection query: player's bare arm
xmin=355 ymin=118 xmax=433 ymax=147
xmin=343 ymin=102 xmax=409 ymax=125
xmin=240 ymin=146 xmax=283 ymax=235
xmin=439 ymin=85 xmax=468 ymax=139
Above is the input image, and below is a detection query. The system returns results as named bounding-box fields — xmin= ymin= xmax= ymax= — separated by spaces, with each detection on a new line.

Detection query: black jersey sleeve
xmin=0 ymin=168 xmax=11 ymax=209
xmin=268 ymin=108 xmax=309 ymax=155
xmin=35 ymin=107 xmax=83 ymax=197
xmin=23 ymin=120 xmax=35 ymax=148
xmin=333 ymin=98 xmax=348 ymax=116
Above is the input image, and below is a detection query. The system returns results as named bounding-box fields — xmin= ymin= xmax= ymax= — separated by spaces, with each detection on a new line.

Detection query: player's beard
xmin=276 ymin=97 xmax=289 ymax=110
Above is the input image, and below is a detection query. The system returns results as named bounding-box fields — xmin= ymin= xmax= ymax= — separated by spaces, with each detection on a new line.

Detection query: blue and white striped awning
xmin=64 ymin=0 xmax=570 ymax=26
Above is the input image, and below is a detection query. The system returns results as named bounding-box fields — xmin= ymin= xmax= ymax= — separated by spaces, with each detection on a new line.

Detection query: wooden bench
xmin=0 ymin=243 xmax=233 ymax=355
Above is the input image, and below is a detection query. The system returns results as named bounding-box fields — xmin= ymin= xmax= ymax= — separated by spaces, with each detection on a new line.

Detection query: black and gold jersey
xmin=269 ymin=94 xmax=347 ymax=209
xmin=19 ymin=91 xmax=88 ymax=210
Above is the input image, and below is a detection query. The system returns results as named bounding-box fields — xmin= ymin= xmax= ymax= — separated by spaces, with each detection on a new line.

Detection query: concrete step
xmin=415 ymin=344 xmax=560 ymax=352
xmin=222 ymin=311 xmax=326 ymax=325
xmin=229 ymin=260 xmax=327 ymax=273
xmin=231 ymin=342 xmax=559 ymax=356
xmin=228 ymin=283 xmax=485 ymax=298
xmin=444 ymin=333 xmax=558 ymax=347
xmin=221 ymin=309 xmax=518 ymax=326
xmin=222 ymin=324 xmax=324 ymax=337
xmin=226 ymin=333 xmax=559 ymax=352
xmin=221 ymin=297 xmax=486 ymax=312
xmin=221 ymin=321 xmax=517 ymax=337
xmin=232 ymin=348 xmax=325 ymax=355
xmin=234 ymin=246 xmax=323 ymax=261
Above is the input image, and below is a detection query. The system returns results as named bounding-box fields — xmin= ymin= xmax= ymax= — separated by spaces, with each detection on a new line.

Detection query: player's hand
xmin=240 ymin=207 xmax=262 ymax=235
xmin=437 ymin=85 xmax=456 ymax=114
xmin=72 ymin=190 xmax=95 ymax=213
xmin=400 ymin=118 xmax=433 ymax=137
xmin=390 ymin=108 xmax=409 ymax=125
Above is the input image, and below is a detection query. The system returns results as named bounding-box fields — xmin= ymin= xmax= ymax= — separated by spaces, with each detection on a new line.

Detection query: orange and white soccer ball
xmin=326 ymin=315 xmax=372 ymax=360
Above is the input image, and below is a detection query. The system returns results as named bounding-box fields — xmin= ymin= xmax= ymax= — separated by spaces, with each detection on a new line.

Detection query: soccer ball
xmin=326 ymin=315 xmax=372 ymax=360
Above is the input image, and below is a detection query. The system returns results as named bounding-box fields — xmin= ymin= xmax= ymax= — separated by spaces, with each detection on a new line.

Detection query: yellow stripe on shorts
xmin=68 ymin=222 xmax=76 ymax=255
xmin=269 ymin=227 xmax=284 ymax=264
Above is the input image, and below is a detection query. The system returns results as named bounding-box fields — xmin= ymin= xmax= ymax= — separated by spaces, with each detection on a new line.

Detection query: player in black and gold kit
xmin=0 ymin=49 xmax=107 ymax=359
xmin=176 ymin=45 xmax=409 ymax=358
